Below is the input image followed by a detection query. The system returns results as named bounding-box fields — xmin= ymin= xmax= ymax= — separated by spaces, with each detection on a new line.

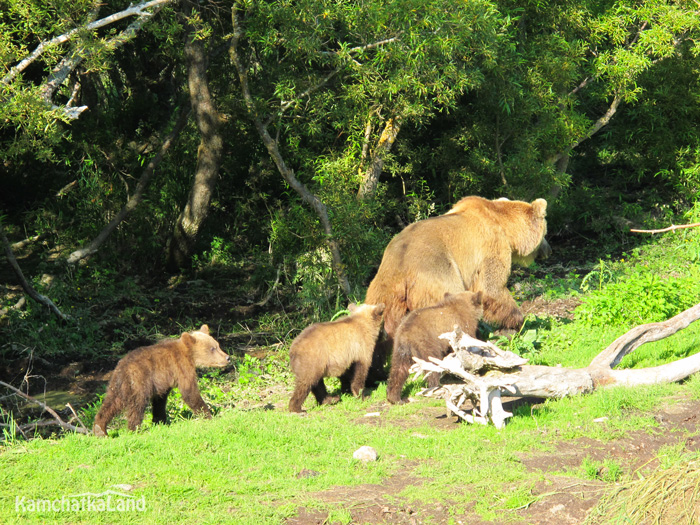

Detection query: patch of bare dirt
xmin=285 ymin=396 xmax=700 ymax=524
xmin=520 ymin=296 xmax=582 ymax=321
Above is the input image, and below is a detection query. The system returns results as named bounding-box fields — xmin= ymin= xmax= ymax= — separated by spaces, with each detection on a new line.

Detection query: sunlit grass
xmin=3 ymin=228 xmax=700 ymax=523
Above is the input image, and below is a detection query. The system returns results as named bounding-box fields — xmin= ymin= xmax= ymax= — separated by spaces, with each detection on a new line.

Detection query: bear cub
xmin=288 ymin=303 xmax=385 ymax=413
xmin=93 ymin=324 xmax=229 ymax=437
xmin=387 ymin=291 xmax=483 ymax=404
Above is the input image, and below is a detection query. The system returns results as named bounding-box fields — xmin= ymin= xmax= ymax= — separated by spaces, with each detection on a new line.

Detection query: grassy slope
xmin=3 ymin=375 xmax=700 ymax=523
xmin=2 ymin=224 xmax=700 ymax=523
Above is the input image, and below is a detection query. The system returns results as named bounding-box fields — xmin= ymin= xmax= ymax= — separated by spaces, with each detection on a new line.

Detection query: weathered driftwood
xmin=411 ymin=303 xmax=700 ymax=428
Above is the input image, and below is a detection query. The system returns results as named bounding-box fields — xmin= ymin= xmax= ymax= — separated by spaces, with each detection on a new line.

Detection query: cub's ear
xmin=444 ymin=292 xmax=452 ymax=300
xmin=531 ymin=198 xmax=547 ymax=217
xmin=181 ymin=332 xmax=195 ymax=346
xmin=375 ymin=303 xmax=386 ymax=315
xmin=347 ymin=302 xmax=358 ymax=312
xmin=199 ymin=324 xmax=210 ymax=335
xmin=472 ymin=291 xmax=483 ymax=306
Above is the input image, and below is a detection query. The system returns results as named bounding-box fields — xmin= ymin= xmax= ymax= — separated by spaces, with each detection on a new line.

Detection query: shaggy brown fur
xmin=387 ymin=291 xmax=483 ymax=404
xmin=288 ymin=303 xmax=385 ymax=413
xmin=365 ymin=196 xmax=550 ymax=378
xmin=93 ymin=325 xmax=229 ymax=437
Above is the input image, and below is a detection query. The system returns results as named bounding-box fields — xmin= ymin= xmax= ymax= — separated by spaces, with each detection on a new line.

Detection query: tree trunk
xmin=167 ymin=29 xmax=223 ymax=271
xmin=229 ymin=12 xmax=351 ymax=296
xmin=357 ymin=116 xmax=401 ymax=200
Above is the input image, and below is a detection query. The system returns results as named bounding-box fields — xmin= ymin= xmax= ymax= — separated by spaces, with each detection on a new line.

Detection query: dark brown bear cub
xmin=288 ymin=303 xmax=385 ymax=413
xmin=93 ymin=325 xmax=229 ymax=437
xmin=387 ymin=291 xmax=483 ymax=404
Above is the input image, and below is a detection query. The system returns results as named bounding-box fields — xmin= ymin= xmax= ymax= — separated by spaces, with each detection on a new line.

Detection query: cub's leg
xmin=151 ymin=388 xmax=172 ymax=424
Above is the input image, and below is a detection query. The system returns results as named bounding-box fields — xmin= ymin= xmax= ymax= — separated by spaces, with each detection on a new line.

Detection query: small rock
xmin=353 ymin=446 xmax=378 ymax=462
xmin=549 ymin=504 xmax=566 ymax=514
xmin=112 ymin=484 xmax=133 ymax=492
xmin=364 ymin=412 xmax=380 ymax=418
xmin=593 ymin=416 xmax=609 ymax=423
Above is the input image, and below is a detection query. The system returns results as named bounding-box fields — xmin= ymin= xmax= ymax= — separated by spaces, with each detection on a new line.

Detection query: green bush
xmin=575 ymin=272 xmax=700 ymax=329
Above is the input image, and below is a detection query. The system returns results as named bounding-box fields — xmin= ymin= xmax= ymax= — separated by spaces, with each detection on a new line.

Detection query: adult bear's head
xmin=485 ymin=197 xmax=550 ymax=267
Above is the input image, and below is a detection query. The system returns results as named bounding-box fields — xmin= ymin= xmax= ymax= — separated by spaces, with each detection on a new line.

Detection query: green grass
xmin=3 ymin=220 xmax=700 ymax=523
xmin=0 ymin=376 xmax=695 ymax=524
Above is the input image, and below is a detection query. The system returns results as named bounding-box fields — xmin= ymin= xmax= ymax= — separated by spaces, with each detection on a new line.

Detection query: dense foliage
xmin=1 ymin=0 xmax=700 ymax=361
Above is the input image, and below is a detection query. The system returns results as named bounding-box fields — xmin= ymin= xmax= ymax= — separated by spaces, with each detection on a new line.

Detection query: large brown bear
xmin=288 ymin=303 xmax=385 ymax=413
xmin=365 ymin=196 xmax=550 ymax=377
xmin=387 ymin=291 xmax=483 ymax=404
xmin=93 ymin=325 xmax=229 ymax=437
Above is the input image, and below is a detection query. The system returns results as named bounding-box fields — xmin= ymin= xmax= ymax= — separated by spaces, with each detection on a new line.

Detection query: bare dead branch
xmin=10 ymin=233 xmax=49 ymax=251
xmin=37 ymin=3 xmax=168 ymax=120
xmin=66 ymin=106 xmax=190 ymax=265
xmin=589 ymin=302 xmax=700 ymax=369
xmin=630 ymin=223 xmax=700 ymax=234
xmin=2 ymin=0 xmax=173 ymax=85
xmin=0 ymin=381 xmax=89 ymax=435
xmin=0 ymin=221 xmax=70 ymax=321
xmin=413 ymin=303 xmax=700 ymax=427
xmin=0 ymin=296 xmax=27 ymax=317
xmin=66 ymin=403 xmax=89 ymax=433
xmin=56 ymin=180 xmax=78 ymax=198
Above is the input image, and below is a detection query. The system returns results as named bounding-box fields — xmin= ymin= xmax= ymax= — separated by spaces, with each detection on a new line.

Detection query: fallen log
xmin=411 ymin=303 xmax=700 ymax=428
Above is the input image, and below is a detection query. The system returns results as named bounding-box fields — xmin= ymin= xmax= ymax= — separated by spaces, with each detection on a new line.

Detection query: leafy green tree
xmin=229 ymin=0 xmax=503 ymax=295
xmin=401 ymin=0 xmax=699 ymax=204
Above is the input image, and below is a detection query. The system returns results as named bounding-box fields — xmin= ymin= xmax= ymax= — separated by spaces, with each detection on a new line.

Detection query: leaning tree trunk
xmin=547 ymin=94 xmax=622 ymax=199
xmin=0 ymin=220 xmax=69 ymax=321
xmin=412 ymin=303 xmax=700 ymax=428
xmin=229 ymin=11 xmax=351 ymax=296
xmin=67 ymin=106 xmax=189 ymax=265
xmin=167 ymin=29 xmax=223 ymax=271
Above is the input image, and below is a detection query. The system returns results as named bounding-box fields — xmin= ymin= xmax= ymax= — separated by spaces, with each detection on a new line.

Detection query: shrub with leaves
xmin=575 ymin=272 xmax=700 ymax=329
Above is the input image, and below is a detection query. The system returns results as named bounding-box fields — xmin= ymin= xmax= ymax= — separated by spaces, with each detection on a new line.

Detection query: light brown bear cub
xmin=288 ymin=303 xmax=385 ymax=413
xmin=93 ymin=325 xmax=229 ymax=437
xmin=387 ymin=291 xmax=483 ymax=404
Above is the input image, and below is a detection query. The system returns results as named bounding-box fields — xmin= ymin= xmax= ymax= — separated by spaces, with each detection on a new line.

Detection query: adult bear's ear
xmin=181 ymin=332 xmax=195 ymax=346
xmin=531 ymin=198 xmax=547 ymax=217
xmin=199 ymin=324 xmax=210 ymax=335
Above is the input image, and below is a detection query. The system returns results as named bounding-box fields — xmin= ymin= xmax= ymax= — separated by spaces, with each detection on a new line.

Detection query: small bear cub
xmin=387 ymin=291 xmax=483 ymax=404
xmin=288 ymin=303 xmax=385 ymax=412
xmin=93 ymin=324 xmax=229 ymax=436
